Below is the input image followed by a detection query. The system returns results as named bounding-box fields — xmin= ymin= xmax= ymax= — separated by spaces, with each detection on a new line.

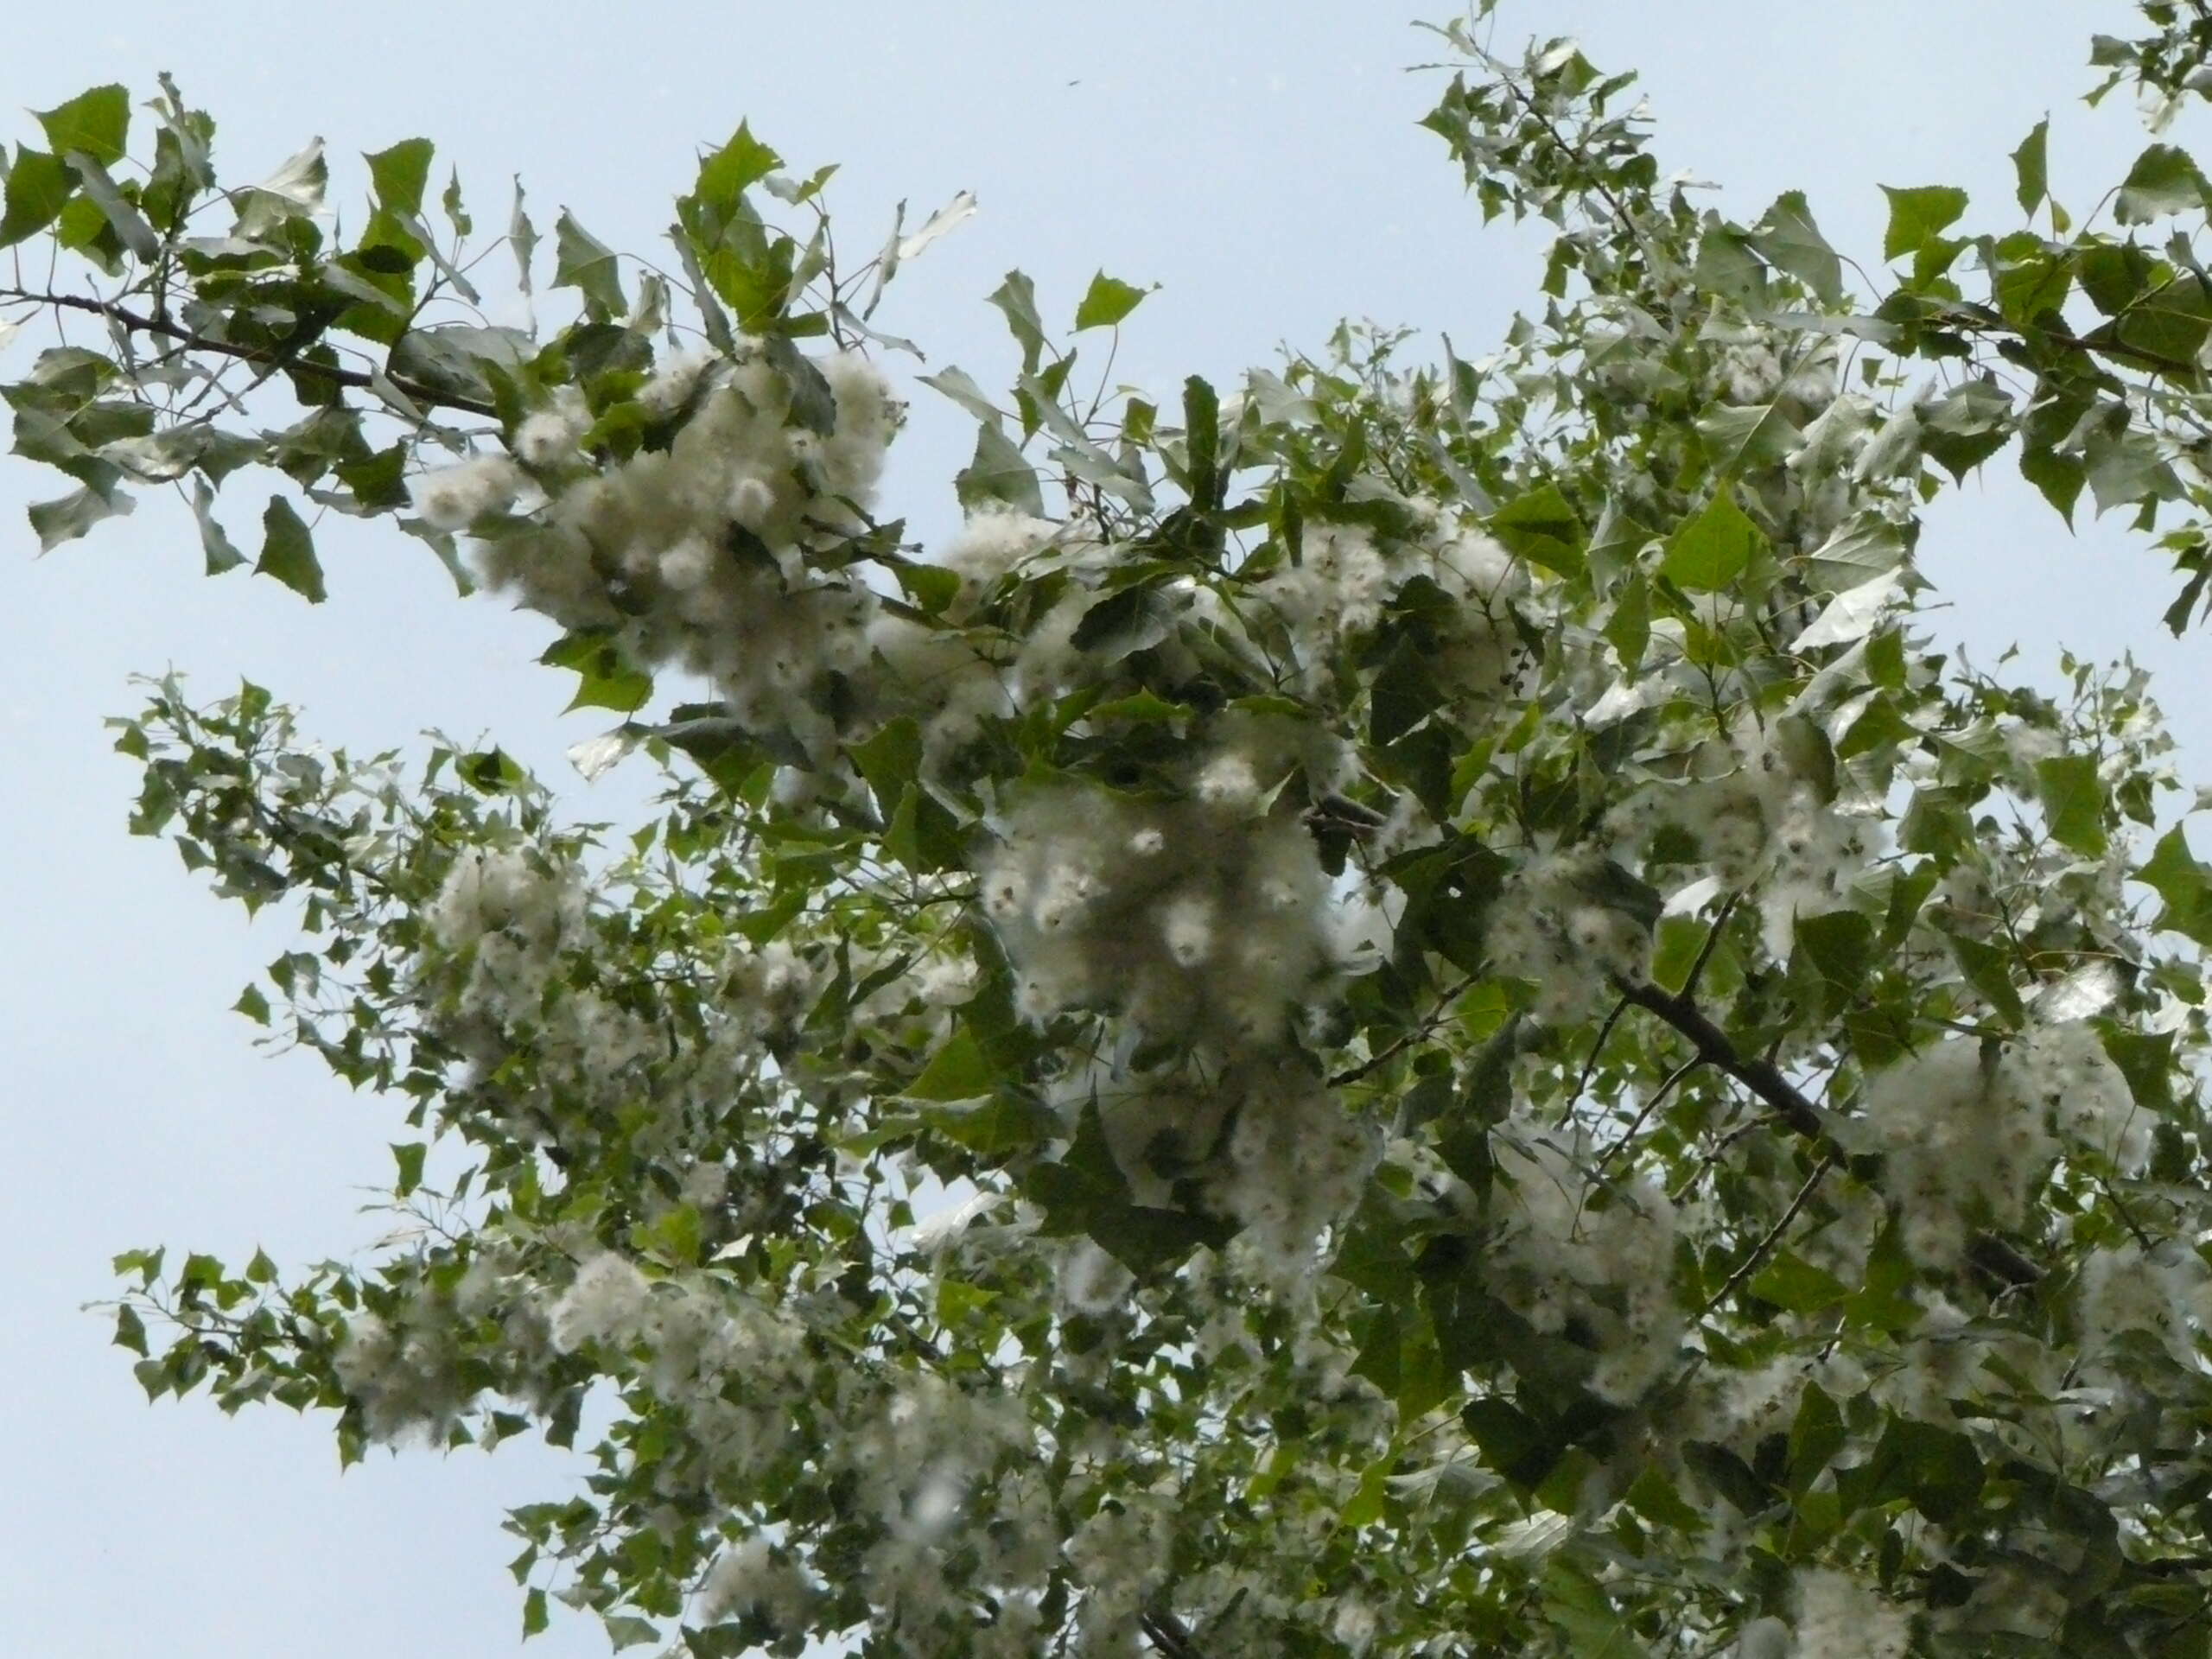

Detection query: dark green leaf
xmin=1751 ymin=190 xmax=1843 ymax=305
xmin=0 ymin=148 xmax=75 ymax=248
xmin=391 ymin=1142 xmax=427 ymax=1198
xmin=553 ymin=210 xmax=626 ymax=319
xmin=254 ymin=496 xmax=325 ymax=602
xmin=1950 ymin=934 xmax=2026 ymax=1026
xmin=1787 ymin=1382 xmax=1847 ymax=1493
xmin=988 ymin=270 xmax=1046 ymax=372
xmin=2013 ymin=118 xmax=2050 ymax=217
xmin=2035 ymin=753 xmax=2106 ymax=856
xmin=1747 ymin=1251 xmax=1851 ymax=1313
xmin=1489 ymin=483 xmax=1585 ymax=576
xmin=906 ymin=1030 xmax=995 ymax=1102
xmin=956 ymin=423 xmax=1043 ymax=518
xmin=1183 ymin=375 xmax=1221 ymax=510
xmin=2116 ymin=143 xmax=2206 ymax=226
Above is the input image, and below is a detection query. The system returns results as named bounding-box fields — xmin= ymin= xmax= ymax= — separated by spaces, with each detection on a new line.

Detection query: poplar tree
xmin=15 ymin=6 xmax=2212 ymax=1654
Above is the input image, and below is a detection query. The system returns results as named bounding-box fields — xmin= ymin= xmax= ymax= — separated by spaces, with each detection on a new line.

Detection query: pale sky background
xmin=0 ymin=4 xmax=2193 ymax=1656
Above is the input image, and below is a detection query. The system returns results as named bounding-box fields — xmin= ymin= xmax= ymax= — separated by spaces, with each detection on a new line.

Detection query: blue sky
xmin=0 ymin=4 xmax=2185 ymax=1655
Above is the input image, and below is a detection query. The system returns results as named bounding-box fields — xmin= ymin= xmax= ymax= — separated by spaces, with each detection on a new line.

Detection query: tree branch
xmin=0 ymin=288 xmax=497 ymax=418
xmin=1614 ymin=978 xmax=1826 ymax=1141
xmin=1618 ymin=975 xmax=2045 ymax=1287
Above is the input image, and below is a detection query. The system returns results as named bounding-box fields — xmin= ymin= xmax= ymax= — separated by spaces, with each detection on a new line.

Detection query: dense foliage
xmin=20 ymin=4 xmax=2212 ymax=1654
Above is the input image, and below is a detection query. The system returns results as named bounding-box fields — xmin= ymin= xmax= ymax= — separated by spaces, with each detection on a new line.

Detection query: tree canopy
xmin=17 ymin=4 xmax=2212 ymax=1655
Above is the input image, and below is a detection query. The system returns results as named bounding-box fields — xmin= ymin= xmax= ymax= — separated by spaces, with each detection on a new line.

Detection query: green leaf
xmin=851 ymin=708 xmax=923 ymax=803
xmin=1696 ymin=400 xmax=1802 ymax=475
xmin=1879 ymin=184 xmax=1968 ymax=261
xmin=2013 ymin=118 xmax=2050 ymax=217
xmin=523 ymin=1587 xmax=548 ymax=1640
xmin=1844 ymin=1417 xmax=1985 ymax=1525
xmin=2116 ymin=143 xmax=2206 ymax=226
xmin=391 ymin=1142 xmax=427 ymax=1198
xmin=1173 ymin=377 xmax=1219 ymax=516
xmin=956 ymin=423 xmax=1042 ymax=517
xmin=906 ymin=1030 xmax=995 ymax=1103
xmin=2138 ymin=824 xmax=2212 ymax=944
xmin=194 ymin=477 xmax=247 ymax=575
xmin=112 ymin=1304 xmax=148 ymax=1357
xmin=1660 ymin=488 xmax=1765 ymax=592
xmin=1605 ymin=571 xmax=1649 ymax=672
xmin=365 ymin=137 xmax=435 ymax=217
xmin=254 ymin=496 xmax=325 ymax=602
xmin=2035 ymin=753 xmax=2107 ymax=856
xmin=988 ymin=270 xmax=1047 ymax=372
xmin=1488 ymin=483 xmax=1585 ymax=577
xmin=693 ymin=122 xmax=782 ymax=223
xmin=1074 ymin=270 xmax=1149 ymax=330
xmin=1541 ymin=1559 xmax=1639 ymax=1659
xmin=64 ymin=152 xmax=157 ymax=262
xmin=1747 ymin=1250 xmax=1851 ymax=1313
xmin=539 ymin=631 xmax=653 ymax=714
xmin=232 ymin=983 xmax=271 ymax=1026
xmin=553 ymin=210 xmax=626 ymax=319
xmin=29 ymin=482 xmax=132 ymax=551
xmin=1370 ymin=635 xmax=1446 ymax=746
xmin=35 ymin=86 xmax=130 ymax=168
xmin=0 ymin=147 xmax=75 ymax=247
xmin=1787 ymin=1382 xmax=1847 ymax=1493
xmin=1751 ymin=189 xmax=1843 ymax=305
xmin=1950 ymin=934 xmax=2026 ymax=1026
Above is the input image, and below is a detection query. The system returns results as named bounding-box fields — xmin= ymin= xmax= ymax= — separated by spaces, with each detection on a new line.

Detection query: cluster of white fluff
xmin=1484 ymin=852 xmax=1653 ymax=1023
xmin=1864 ymin=1024 xmax=2146 ymax=1268
xmin=696 ymin=1536 xmax=820 ymax=1633
xmin=1682 ymin=1351 xmax=1869 ymax=1465
xmin=331 ymin=1307 xmax=467 ymax=1443
xmin=1485 ymin=1122 xmax=1681 ymax=1403
xmin=510 ymin=386 xmax=592 ymax=469
xmin=424 ymin=844 xmax=588 ymax=1027
xmin=863 ymin=509 xmax=1105 ymax=767
xmin=1637 ymin=712 xmax=1881 ymax=954
xmin=1063 ymin=1493 xmax=1175 ymax=1653
xmin=409 ymin=454 xmax=527 ymax=531
xmin=1787 ymin=1568 xmax=1913 ymax=1659
xmin=980 ymin=719 xmax=1341 ymax=1051
xmin=416 ymin=344 xmax=902 ymax=765
xmin=546 ymin=1250 xmax=655 ymax=1353
xmin=1254 ymin=511 xmax=1528 ymax=702
xmin=1217 ymin=1068 xmax=1378 ymax=1281
xmin=2077 ymin=1241 xmax=2212 ymax=1369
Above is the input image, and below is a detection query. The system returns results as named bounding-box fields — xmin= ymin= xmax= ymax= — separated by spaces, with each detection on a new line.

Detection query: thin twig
xmin=1328 ymin=972 xmax=1478 ymax=1089
xmin=0 ymin=288 xmax=496 ymax=417
xmin=1702 ymin=1152 xmax=1835 ymax=1317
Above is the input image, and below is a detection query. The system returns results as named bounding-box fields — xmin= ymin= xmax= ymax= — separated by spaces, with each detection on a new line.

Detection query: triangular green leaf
xmin=1074 ymin=270 xmax=1149 ymax=330
xmin=1879 ymin=184 xmax=1968 ymax=261
xmin=36 ymin=85 xmax=130 ymax=168
xmin=1660 ymin=489 xmax=1766 ymax=592
xmin=255 ymin=496 xmax=324 ymax=601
